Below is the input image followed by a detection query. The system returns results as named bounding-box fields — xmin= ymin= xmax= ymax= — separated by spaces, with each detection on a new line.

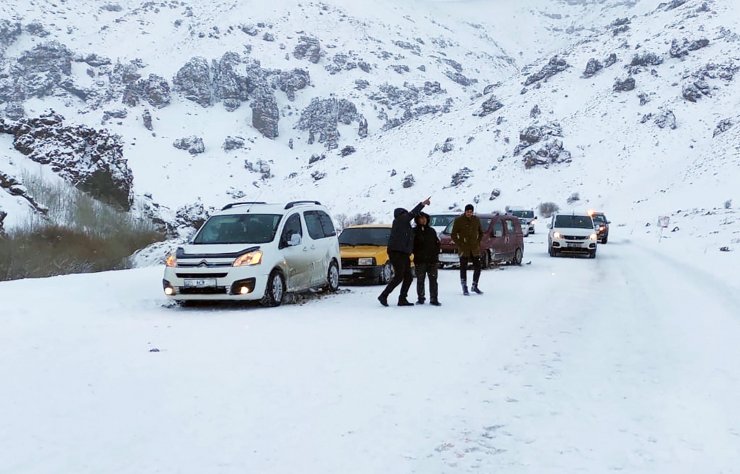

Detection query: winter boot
xmin=430 ymin=300 xmax=442 ymax=306
xmin=416 ymin=298 xmax=426 ymax=305
xmin=377 ymin=294 xmax=388 ymax=307
xmin=462 ymin=285 xmax=469 ymax=296
xmin=472 ymin=282 xmax=483 ymax=294
xmin=398 ymin=298 xmax=415 ymax=307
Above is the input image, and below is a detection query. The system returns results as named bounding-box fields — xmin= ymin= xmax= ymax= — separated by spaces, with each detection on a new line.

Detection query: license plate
xmin=184 ymin=278 xmax=217 ymax=288
xmin=340 ymin=269 xmax=355 ymax=276
xmin=567 ymin=242 xmax=581 ymax=248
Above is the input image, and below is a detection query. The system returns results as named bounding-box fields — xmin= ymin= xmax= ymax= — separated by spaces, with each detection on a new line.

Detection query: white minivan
xmin=163 ymin=201 xmax=341 ymax=306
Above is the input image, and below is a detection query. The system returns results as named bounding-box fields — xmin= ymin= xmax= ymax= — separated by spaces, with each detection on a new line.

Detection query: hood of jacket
xmin=414 ymin=211 xmax=430 ymax=224
xmin=394 ymin=207 xmax=407 ymax=218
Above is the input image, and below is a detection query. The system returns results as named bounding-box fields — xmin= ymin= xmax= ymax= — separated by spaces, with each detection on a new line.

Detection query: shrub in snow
xmin=335 ymin=212 xmax=375 ymax=229
xmin=450 ymin=167 xmax=472 ymax=187
xmin=402 ymin=174 xmax=415 ymax=188
xmin=567 ymin=193 xmax=580 ymax=205
xmin=725 ymin=199 xmax=732 ymax=209
xmin=539 ymin=202 xmax=559 ymax=218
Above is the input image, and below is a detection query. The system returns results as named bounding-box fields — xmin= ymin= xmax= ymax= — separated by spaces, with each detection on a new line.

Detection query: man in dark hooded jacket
xmin=378 ymin=197 xmax=431 ymax=306
xmin=413 ymin=212 xmax=441 ymax=306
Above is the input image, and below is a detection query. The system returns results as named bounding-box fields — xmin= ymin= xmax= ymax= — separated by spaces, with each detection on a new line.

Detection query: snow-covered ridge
xmin=1 ymin=0 xmax=738 ymax=252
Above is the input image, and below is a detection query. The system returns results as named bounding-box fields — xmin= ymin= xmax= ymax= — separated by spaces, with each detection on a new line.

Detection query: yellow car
xmin=338 ymin=224 xmax=394 ymax=284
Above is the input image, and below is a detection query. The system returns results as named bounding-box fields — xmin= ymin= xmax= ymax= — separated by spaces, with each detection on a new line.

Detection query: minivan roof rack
xmin=221 ymin=201 xmax=267 ymax=210
xmin=284 ymin=200 xmax=321 ymax=209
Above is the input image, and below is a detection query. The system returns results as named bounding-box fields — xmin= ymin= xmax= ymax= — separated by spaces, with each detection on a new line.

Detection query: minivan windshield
xmin=193 ymin=214 xmax=282 ymax=244
xmin=429 ymin=215 xmax=455 ymax=228
xmin=339 ymin=227 xmax=391 ymax=246
xmin=509 ymin=210 xmax=534 ymax=219
xmin=554 ymin=215 xmax=594 ymax=229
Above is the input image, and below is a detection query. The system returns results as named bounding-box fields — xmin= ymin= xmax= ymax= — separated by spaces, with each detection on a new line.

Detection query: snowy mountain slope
xmin=0 ymin=0 xmax=738 ymax=254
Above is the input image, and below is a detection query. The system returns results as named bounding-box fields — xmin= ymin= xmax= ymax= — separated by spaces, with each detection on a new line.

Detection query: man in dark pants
xmin=451 ymin=204 xmax=483 ymax=295
xmin=413 ymin=212 xmax=441 ymax=306
xmin=378 ymin=197 xmax=431 ymax=307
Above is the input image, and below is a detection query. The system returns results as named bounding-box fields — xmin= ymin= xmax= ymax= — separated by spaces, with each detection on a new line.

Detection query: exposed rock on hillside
xmin=173 ymin=136 xmax=205 ymax=155
xmin=173 ymin=57 xmax=213 ymax=107
xmin=0 ymin=112 xmax=133 ymax=209
xmin=524 ymin=56 xmax=568 ymax=86
xmin=296 ymin=97 xmax=364 ymax=149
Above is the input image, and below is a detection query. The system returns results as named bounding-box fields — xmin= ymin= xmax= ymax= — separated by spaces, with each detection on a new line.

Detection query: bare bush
xmin=539 ymin=201 xmax=560 ymax=218
xmin=335 ymin=212 xmax=375 ymax=230
xmin=0 ymin=172 xmax=164 ymax=281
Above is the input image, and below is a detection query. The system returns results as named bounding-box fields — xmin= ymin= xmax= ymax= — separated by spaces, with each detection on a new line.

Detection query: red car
xmin=438 ymin=213 xmax=525 ymax=268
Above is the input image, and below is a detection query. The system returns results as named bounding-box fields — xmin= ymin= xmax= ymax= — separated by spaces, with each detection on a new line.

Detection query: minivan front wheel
xmin=261 ymin=270 xmax=285 ymax=307
xmin=325 ymin=261 xmax=340 ymax=292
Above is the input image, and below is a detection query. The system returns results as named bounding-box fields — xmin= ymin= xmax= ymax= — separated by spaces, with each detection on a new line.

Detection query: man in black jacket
xmin=378 ymin=197 xmax=431 ymax=307
xmin=413 ymin=212 xmax=441 ymax=306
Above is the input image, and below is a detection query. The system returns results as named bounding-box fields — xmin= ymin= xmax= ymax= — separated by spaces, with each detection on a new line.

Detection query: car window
xmin=493 ymin=220 xmax=503 ymax=238
xmin=480 ymin=218 xmax=492 ymax=232
xmin=505 ymin=219 xmax=515 ymax=234
xmin=509 ymin=210 xmax=534 ymax=218
xmin=193 ymin=214 xmax=282 ymax=244
xmin=592 ymin=214 xmax=607 ymax=224
xmin=279 ymin=213 xmax=302 ymax=248
xmin=338 ymin=227 xmax=391 ymax=246
xmin=429 ymin=215 xmax=455 ymax=227
xmin=303 ymin=211 xmax=325 ymax=240
xmin=554 ymin=215 xmax=594 ymax=229
xmin=317 ymin=211 xmax=336 ymax=237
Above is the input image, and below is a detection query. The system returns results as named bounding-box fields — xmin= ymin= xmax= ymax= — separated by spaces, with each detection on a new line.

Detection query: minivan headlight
xmin=553 ymin=231 xmax=562 ymax=239
xmin=233 ymin=250 xmax=263 ymax=266
xmin=165 ymin=253 xmax=177 ymax=267
xmin=589 ymin=233 xmax=598 ymax=241
xmin=358 ymin=257 xmax=375 ymax=266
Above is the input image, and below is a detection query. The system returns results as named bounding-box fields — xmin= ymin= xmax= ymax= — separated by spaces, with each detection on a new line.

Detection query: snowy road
xmin=1 ymin=234 xmax=739 ymax=473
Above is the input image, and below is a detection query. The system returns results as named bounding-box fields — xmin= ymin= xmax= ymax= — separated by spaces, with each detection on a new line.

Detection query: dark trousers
xmin=415 ymin=263 xmax=439 ymax=302
xmin=459 ymin=255 xmax=481 ymax=285
xmin=380 ymin=251 xmax=413 ymax=301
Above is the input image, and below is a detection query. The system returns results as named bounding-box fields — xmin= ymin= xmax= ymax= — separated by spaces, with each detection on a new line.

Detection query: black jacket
xmin=387 ymin=202 xmax=425 ymax=254
xmin=413 ymin=216 xmax=440 ymax=264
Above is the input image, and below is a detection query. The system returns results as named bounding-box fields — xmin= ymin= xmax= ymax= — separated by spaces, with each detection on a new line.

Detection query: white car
xmin=547 ymin=213 xmax=598 ymax=258
xmin=163 ymin=201 xmax=341 ymax=306
xmin=507 ymin=207 xmax=537 ymax=234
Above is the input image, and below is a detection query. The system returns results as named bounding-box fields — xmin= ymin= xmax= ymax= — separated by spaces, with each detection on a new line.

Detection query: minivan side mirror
xmin=547 ymin=223 xmax=552 ymax=229
xmin=289 ymin=233 xmax=302 ymax=246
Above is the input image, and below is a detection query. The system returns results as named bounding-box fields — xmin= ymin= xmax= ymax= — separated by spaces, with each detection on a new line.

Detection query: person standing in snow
xmin=450 ymin=204 xmax=483 ymax=295
xmin=413 ymin=212 xmax=441 ymax=306
xmin=378 ymin=197 xmax=431 ymax=307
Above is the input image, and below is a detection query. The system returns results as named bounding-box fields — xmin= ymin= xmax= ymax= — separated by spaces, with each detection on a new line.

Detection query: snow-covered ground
xmin=2 ymin=230 xmax=739 ymax=473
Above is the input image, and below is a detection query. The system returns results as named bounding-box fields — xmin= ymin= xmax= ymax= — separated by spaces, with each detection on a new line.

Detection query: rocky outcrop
xmin=613 ymin=77 xmax=636 ymax=92
xmin=0 ymin=20 xmax=22 ymax=54
xmin=402 ymin=174 xmax=415 ymax=188
xmin=223 ymin=136 xmax=245 ymax=151
xmin=173 ymin=57 xmax=213 ymax=107
xmin=682 ymin=80 xmax=710 ymax=102
xmin=251 ymin=86 xmax=279 ymax=138
xmin=272 ymin=68 xmax=310 ymax=101
xmin=582 ymin=58 xmax=603 ymax=78
xmin=173 ymin=136 xmax=205 ymax=155
xmin=212 ymin=52 xmax=248 ymax=111
xmin=296 ymin=97 xmax=364 ymax=149
xmin=0 ymin=112 xmax=133 ymax=210
xmin=142 ymin=109 xmax=153 ymax=131
xmin=669 ymin=38 xmax=710 ymax=58
xmin=513 ymin=122 xmax=563 ymax=155
xmin=474 ymin=95 xmax=503 ymax=117
xmin=2 ymin=41 xmax=74 ymax=101
xmin=713 ymin=118 xmax=733 ymax=137
xmin=654 ymin=110 xmax=677 ymax=129
xmin=523 ymin=140 xmax=572 ymax=169
xmin=245 ymin=160 xmax=272 ymax=180
xmin=4 ymin=102 xmax=25 ymax=120
xmin=122 ymin=74 xmax=170 ymax=108
xmin=293 ymin=36 xmax=322 ymax=63
xmin=524 ymin=56 xmax=568 ymax=86
xmin=449 ymin=167 xmax=472 ymax=187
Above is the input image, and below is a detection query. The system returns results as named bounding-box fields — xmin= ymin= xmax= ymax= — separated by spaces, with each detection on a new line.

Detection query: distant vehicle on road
xmin=439 ymin=213 xmax=524 ymax=268
xmin=589 ymin=210 xmax=610 ymax=244
xmin=507 ymin=207 xmax=537 ymax=235
xmin=547 ymin=212 xmax=598 ymax=258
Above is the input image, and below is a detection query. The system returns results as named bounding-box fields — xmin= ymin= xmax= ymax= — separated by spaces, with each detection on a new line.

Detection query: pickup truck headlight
xmin=233 ymin=250 xmax=263 ymax=266
xmin=358 ymin=257 xmax=375 ymax=266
